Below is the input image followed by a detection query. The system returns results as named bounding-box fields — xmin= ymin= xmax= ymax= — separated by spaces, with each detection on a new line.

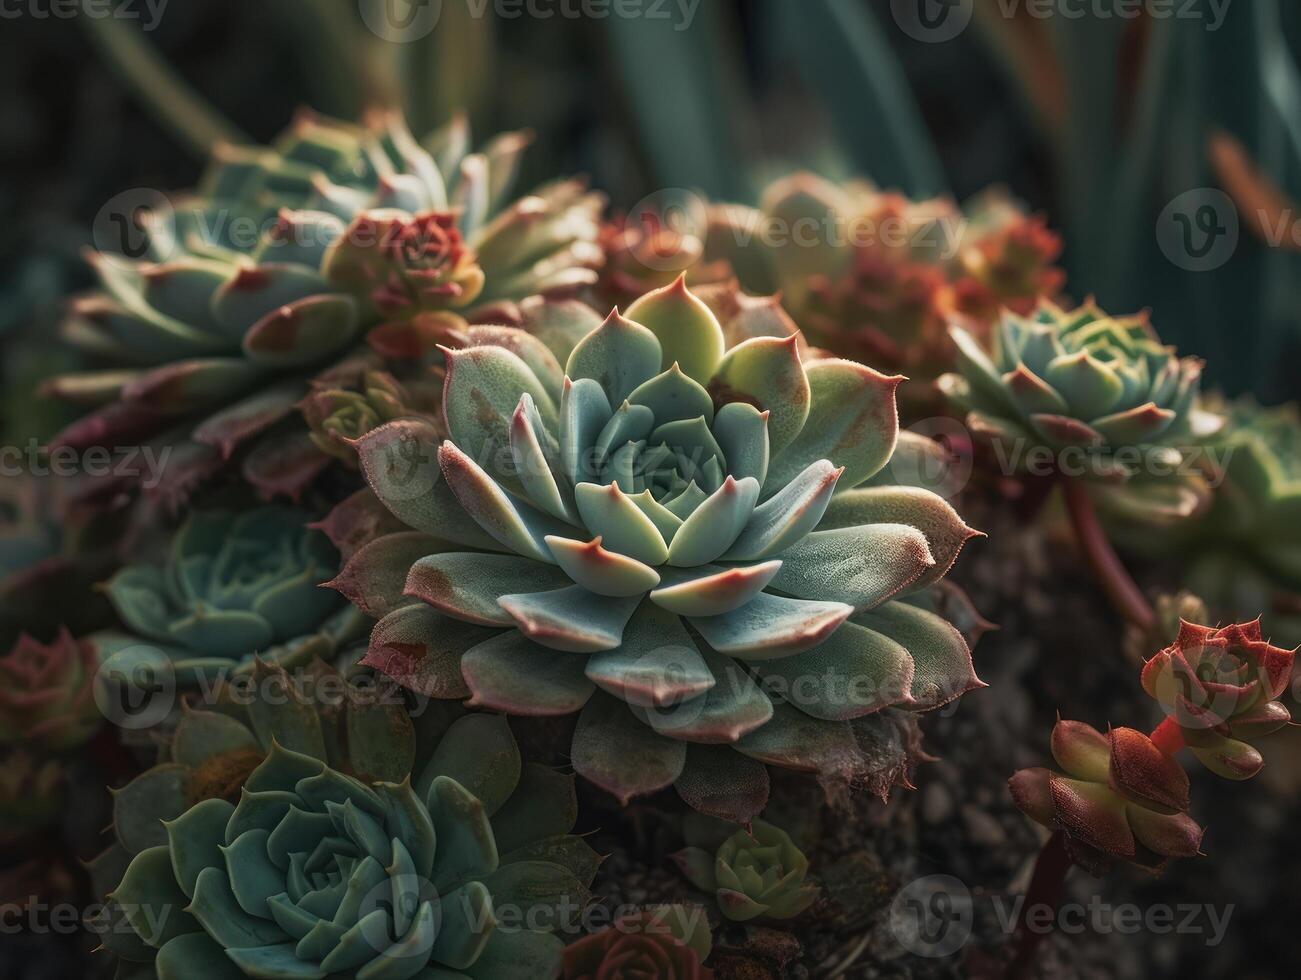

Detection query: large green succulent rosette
xmin=95 ymin=660 xmax=595 ymax=979
xmin=94 ymin=506 xmax=366 ymax=685
xmin=332 ymin=279 xmax=983 ymax=822
xmin=1116 ymin=399 xmax=1301 ymax=644
xmin=45 ymin=112 xmax=601 ymax=500
xmin=939 ymin=300 xmax=1219 ymax=524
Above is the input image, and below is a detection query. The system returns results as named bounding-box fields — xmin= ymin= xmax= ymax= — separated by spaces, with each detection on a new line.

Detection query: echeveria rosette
xmin=1141 ymin=619 xmax=1295 ymax=779
xmin=102 ymin=693 xmax=596 ymax=980
xmin=44 ymin=111 xmax=601 ymax=501
xmin=1009 ymin=720 xmax=1204 ymax=876
xmin=336 ymin=279 xmax=983 ymax=822
xmin=95 ymin=506 xmax=365 ymax=684
xmin=301 ymin=368 xmax=442 ymax=467
xmin=0 ymin=628 xmax=101 ymax=752
xmin=561 ymin=905 xmax=713 ymax=980
xmin=674 ymin=819 xmax=817 ymax=922
xmin=939 ymin=300 xmax=1219 ymax=524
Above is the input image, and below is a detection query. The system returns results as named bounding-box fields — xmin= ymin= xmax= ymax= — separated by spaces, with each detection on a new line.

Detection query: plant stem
xmin=81 ymin=18 xmax=249 ymax=156
xmin=1061 ymin=479 xmax=1154 ymax=632
xmin=1006 ymin=831 xmax=1073 ymax=980
xmin=1149 ymin=716 xmax=1186 ymax=755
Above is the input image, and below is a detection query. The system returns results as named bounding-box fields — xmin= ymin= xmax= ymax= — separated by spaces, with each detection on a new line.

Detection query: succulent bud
xmin=0 ymin=628 xmax=101 ymax=752
xmin=674 ymin=819 xmax=818 ymax=921
xmin=1141 ymin=619 xmax=1296 ymax=778
xmin=1009 ymin=719 xmax=1204 ymax=875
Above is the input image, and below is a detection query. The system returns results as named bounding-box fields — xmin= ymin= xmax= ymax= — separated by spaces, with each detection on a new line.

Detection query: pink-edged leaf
xmin=461 ymin=631 xmax=596 ymax=716
xmin=325 ymin=531 xmax=440 ymax=619
xmin=312 ymin=489 xmax=409 ymax=562
xmin=192 ymin=380 xmax=306 ymax=457
xmin=241 ymin=429 xmax=332 ymax=501
xmin=361 ymin=604 xmax=495 ymax=699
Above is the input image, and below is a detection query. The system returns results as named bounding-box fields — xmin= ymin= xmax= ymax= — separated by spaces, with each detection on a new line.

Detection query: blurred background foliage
xmin=3 ymin=0 xmax=1299 ymax=446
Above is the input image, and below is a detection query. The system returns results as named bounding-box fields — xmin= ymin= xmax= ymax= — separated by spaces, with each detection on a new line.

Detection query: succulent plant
xmin=1141 ymin=619 xmax=1295 ymax=779
xmin=594 ymin=210 xmax=732 ymax=310
xmin=701 ymin=175 xmax=1062 ymax=388
xmin=93 ymin=506 xmax=365 ymax=685
xmin=1116 ymin=399 xmax=1301 ymax=644
xmin=332 ymin=279 xmax=982 ymax=821
xmin=562 ymin=905 xmax=713 ymax=979
xmin=0 ymin=628 xmax=101 ymax=751
xmin=0 ymin=750 xmax=64 ymax=844
xmin=1009 ymin=719 xmax=1204 ymax=875
xmin=43 ymin=111 xmax=602 ymax=501
xmin=939 ymin=300 xmax=1219 ymax=524
xmin=674 ymin=819 xmax=817 ymax=921
xmin=301 ymin=366 xmax=441 ymax=466
xmin=99 ymin=659 xmax=598 ymax=979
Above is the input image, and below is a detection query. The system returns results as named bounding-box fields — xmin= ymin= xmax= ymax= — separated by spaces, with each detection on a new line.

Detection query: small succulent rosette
xmin=0 ymin=750 xmax=65 ymax=845
xmin=674 ymin=819 xmax=818 ymax=922
xmin=1009 ymin=720 xmax=1204 ymax=875
xmin=1141 ymin=619 xmax=1295 ymax=779
xmin=332 ymin=279 xmax=984 ymax=821
xmin=0 ymin=628 xmax=101 ymax=751
xmin=939 ymin=300 xmax=1221 ymax=524
xmin=96 ymin=659 xmax=598 ymax=979
xmin=562 ymin=905 xmax=713 ymax=980
xmin=93 ymin=506 xmax=365 ymax=686
xmin=43 ymin=111 xmax=601 ymax=501
xmin=301 ymin=365 xmax=443 ymax=466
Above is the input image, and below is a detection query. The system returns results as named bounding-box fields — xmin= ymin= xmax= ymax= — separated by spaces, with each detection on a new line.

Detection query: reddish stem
xmin=1149 ymin=716 xmax=1186 ymax=755
xmin=1005 ymin=831 xmax=1073 ymax=980
xmin=1061 ymin=479 xmax=1154 ymax=632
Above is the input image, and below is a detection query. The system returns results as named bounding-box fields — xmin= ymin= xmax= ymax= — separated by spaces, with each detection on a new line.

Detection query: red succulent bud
xmin=1010 ymin=719 xmax=1204 ymax=875
xmin=1141 ymin=619 xmax=1295 ymax=779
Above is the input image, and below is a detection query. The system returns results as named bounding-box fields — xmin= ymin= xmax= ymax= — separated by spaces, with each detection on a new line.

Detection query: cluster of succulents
xmin=96 ymin=658 xmax=598 ymax=978
xmin=9 ymin=93 xmax=1301 ymax=980
xmin=43 ymin=111 xmax=602 ymax=503
xmin=697 ymin=175 xmax=1064 ymax=395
